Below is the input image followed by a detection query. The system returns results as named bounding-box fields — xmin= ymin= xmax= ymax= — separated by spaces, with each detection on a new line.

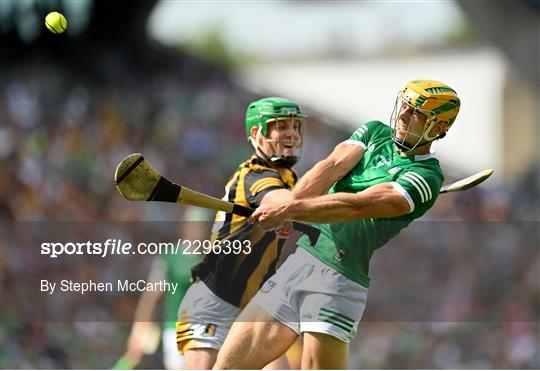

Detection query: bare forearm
xmin=293 ymin=142 xmax=365 ymax=199
xmin=293 ymin=159 xmax=338 ymax=199
xmin=260 ymin=188 xmax=293 ymax=206
xmin=286 ymin=186 xmax=409 ymax=222
xmin=285 ymin=195 xmax=370 ymax=223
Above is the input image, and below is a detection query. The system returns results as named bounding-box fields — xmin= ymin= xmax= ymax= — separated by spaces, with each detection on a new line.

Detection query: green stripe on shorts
xmin=318 ymin=308 xmax=354 ymax=333
xmin=319 ymin=314 xmax=353 ymax=331
xmin=320 ymin=308 xmax=355 ymax=325
xmin=319 ymin=317 xmax=353 ymax=333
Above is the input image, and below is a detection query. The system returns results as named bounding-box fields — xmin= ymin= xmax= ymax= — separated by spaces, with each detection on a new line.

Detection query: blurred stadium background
xmin=1 ymin=0 xmax=539 ymax=368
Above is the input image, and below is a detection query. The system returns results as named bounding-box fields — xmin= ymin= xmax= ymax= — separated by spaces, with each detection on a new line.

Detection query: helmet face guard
xmin=251 ymin=115 xmax=305 ymax=168
xmin=390 ymin=80 xmax=461 ymax=151
xmin=390 ymin=94 xmax=437 ymax=151
xmin=245 ymin=97 xmax=306 ymax=168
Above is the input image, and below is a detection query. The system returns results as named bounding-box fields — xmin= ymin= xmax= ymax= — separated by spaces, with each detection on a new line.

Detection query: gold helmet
xmin=390 ymin=80 xmax=461 ymax=150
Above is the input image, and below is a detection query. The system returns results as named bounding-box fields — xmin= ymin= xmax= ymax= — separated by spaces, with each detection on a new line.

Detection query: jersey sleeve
xmin=393 ymin=167 xmax=443 ymax=214
xmin=343 ymin=121 xmax=385 ymax=149
xmin=244 ymin=170 xmax=286 ymax=208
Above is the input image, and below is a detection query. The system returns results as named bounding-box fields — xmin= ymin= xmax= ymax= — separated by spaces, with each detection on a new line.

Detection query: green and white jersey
xmin=297 ymin=121 xmax=444 ymax=287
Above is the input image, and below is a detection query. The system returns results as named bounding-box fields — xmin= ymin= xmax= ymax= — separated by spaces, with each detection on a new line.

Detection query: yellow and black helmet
xmin=400 ymin=79 xmax=461 ymax=141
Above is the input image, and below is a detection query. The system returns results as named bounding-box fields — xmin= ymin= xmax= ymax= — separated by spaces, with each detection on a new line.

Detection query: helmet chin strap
xmin=395 ymin=131 xmax=447 ymax=153
xmin=255 ymin=146 xmax=298 ymax=168
xmin=262 ymin=140 xmax=299 ymax=168
xmin=249 ymin=129 xmax=299 ymax=168
xmin=269 ymin=154 xmax=299 ymax=168
xmin=394 ymin=139 xmax=430 ymax=152
xmin=393 ymin=113 xmax=447 ymax=153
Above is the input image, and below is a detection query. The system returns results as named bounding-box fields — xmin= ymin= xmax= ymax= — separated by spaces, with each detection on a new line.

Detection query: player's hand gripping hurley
xmin=114 ymin=153 xmax=321 ymax=245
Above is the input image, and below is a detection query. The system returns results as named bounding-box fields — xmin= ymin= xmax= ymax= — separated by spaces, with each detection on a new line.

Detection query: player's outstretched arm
xmin=259 ymin=189 xmax=296 ymax=236
xmin=250 ymin=183 xmax=410 ymax=228
xmin=292 ymin=142 xmax=364 ymax=199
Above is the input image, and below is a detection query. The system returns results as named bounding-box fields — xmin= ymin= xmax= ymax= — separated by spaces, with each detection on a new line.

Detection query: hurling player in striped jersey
xmin=214 ymin=80 xmax=461 ymax=369
xmin=176 ymin=97 xmax=306 ymax=369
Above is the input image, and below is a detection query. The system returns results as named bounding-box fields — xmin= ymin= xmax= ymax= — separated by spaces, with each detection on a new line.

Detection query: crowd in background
xmin=1 ymin=47 xmax=538 ymax=368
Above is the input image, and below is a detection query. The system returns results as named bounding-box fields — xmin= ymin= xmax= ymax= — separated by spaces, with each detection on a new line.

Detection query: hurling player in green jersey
xmin=214 ymin=80 xmax=461 ymax=369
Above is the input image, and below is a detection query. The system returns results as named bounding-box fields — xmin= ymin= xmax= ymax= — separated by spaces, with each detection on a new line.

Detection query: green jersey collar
xmin=393 ymin=144 xmax=437 ymax=162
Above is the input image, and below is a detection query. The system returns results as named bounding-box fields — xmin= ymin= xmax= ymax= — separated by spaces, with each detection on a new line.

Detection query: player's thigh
xmin=301 ymin=332 xmax=349 ymax=370
xmin=183 ymin=348 xmax=218 ymax=370
xmin=214 ymin=302 xmax=298 ymax=369
xmin=176 ymin=282 xmax=240 ymax=363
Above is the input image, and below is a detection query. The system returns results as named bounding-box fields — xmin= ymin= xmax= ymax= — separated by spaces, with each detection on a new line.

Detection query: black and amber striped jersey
xmin=191 ymin=155 xmax=297 ymax=308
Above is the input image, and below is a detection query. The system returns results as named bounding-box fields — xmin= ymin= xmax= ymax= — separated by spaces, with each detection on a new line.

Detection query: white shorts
xmin=176 ymin=281 xmax=241 ymax=354
xmin=252 ymin=248 xmax=368 ymax=343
